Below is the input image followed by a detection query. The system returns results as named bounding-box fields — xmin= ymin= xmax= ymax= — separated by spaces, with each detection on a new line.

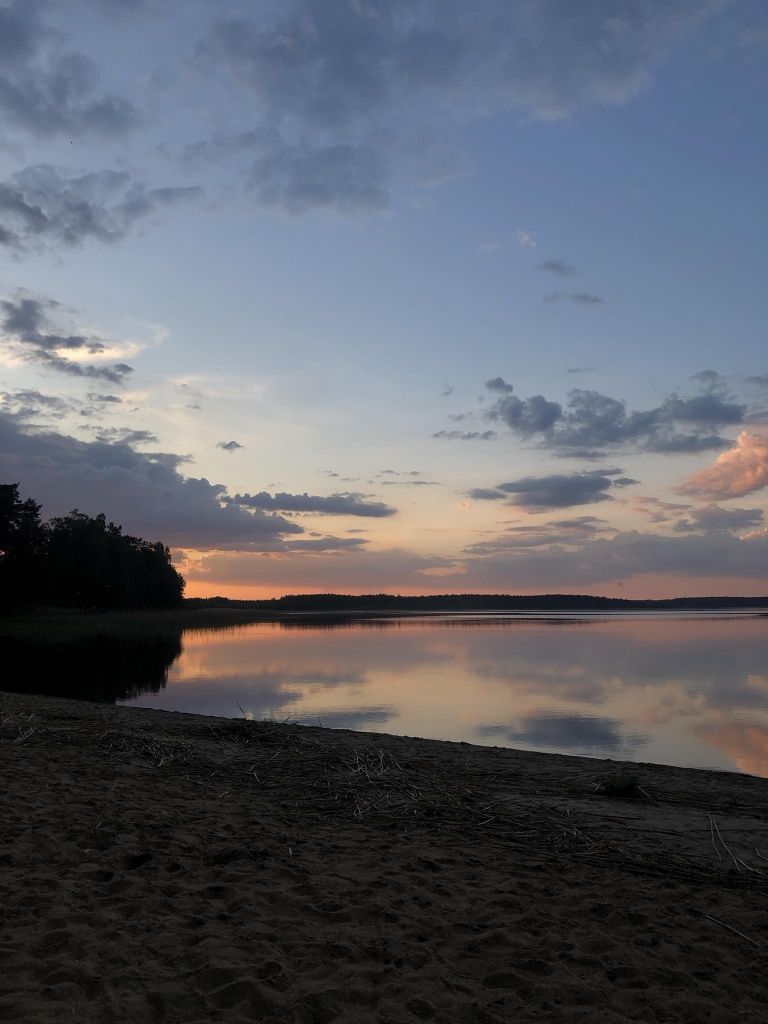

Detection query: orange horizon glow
xmin=184 ymin=577 xmax=768 ymax=601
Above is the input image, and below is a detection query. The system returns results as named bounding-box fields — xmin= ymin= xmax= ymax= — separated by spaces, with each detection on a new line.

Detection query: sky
xmin=1 ymin=0 xmax=767 ymax=599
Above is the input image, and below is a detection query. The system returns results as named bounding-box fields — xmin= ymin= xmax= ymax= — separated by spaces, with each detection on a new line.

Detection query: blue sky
xmin=1 ymin=0 xmax=767 ymax=597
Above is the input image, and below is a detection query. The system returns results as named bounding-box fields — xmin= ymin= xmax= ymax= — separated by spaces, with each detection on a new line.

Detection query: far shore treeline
xmin=0 ymin=483 xmax=184 ymax=612
xmin=189 ymin=594 xmax=768 ymax=612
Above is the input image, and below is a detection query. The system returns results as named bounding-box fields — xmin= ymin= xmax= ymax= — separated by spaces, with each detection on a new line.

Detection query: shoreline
xmin=2 ymin=601 xmax=767 ymax=635
xmin=2 ymin=691 xmax=767 ymax=1023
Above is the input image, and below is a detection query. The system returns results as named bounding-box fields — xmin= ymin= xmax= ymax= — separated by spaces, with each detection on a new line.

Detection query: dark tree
xmin=0 ymin=483 xmax=45 ymax=608
xmin=1 ymin=484 xmax=185 ymax=611
xmin=44 ymin=511 xmax=185 ymax=609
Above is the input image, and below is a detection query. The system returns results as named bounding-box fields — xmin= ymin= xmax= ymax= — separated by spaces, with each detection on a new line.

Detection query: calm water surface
xmin=117 ymin=613 xmax=768 ymax=777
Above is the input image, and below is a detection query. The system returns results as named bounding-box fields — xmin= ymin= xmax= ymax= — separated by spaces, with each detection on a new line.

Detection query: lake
xmin=107 ymin=612 xmax=768 ymax=777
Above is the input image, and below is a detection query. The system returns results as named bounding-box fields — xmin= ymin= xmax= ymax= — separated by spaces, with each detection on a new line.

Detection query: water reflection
xmin=4 ymin=613 xmax=768 ymax=775
xmin=139 ymin=614 xmax=768 ymax=776
xmin=3 ymin=632 xmax=181 ymax=702
xmin=478 ymin=713 xmax=647 ymax=754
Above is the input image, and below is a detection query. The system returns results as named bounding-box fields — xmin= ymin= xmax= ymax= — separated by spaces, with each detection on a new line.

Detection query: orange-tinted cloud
xmin=678 ymin=431 xmax=768 ymax=499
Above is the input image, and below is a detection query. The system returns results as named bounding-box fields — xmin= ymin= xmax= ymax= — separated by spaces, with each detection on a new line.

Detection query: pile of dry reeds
xmin=4 ymin=710 xmax=766 ymax=890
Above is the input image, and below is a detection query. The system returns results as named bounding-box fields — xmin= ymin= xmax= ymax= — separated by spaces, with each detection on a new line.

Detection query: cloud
xmin=432 ymin=429 xmax=496 ymax=441
xmin=485 ymin=376 xmax=514 ymax=394
xmin=0 ymin=165 xmax=201 ymax=251
xmin=678 ymin=431 xmax=768 ymax=499
xmin=544 ymin=291 xmax=605 ymax=305
xmin=690 ymin=369 xmax=728 ymax=394
xmin=674 ymin=504 xmax=764 ymax=534
xmin=231 ymin=491 xmax=397 ymax=518
xmin=0 ymin=388 xmax=73 ymax=421
xmin=474 ymin=468 xmax=626 ymax=510
xmin=217 ymin=440 xmax=243 ymax=453
xmin=467 ymin=488 xmax=507 ymax=502
xmin=283 ymin=535 xmax=368 ymax=552
xmin=0 ymin=0 xmax=138 ymax=137
xmin=0 ymin=411 xmax=303 ymax=551
xmin=91 ymin=427 xmax=158 ymax=446
xmin=185 ymin=520 xmax=768 ymax=593
xmin=485 ymin=392 xmax=562 ymax=436
xmin=464 ymin=515 xmax=608 ymax=554
xmin=182 ymin=130 xmax=265 ymax=165
xmin=195 ymin=1 xmax=725 ymax=213
xmin=517 ymin=230 xmax=536 ymax=248
xmin=0 ymin=293 xmax=135 ymax=383
xmin=633 ymin=495 xmax=691 ymax=523
xmin=483 ymin=380 xmax=747 ymax=456
xmin=187 ymin=546 xmax=456 ymax=591
xmin=459 ymin=528 xmax=768 ymax=589
xmin=200 ymin=2 xmax=722 ymax=123
xmin=247 ymin=141 xmax=389 ymax=214
xmin=538 ymin=259 xmax=577 ymax=277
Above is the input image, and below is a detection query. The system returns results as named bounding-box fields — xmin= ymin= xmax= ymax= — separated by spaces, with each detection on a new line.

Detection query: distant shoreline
xmin=2 ymin=595 xmax=768 ymax=637
xmin=185 ymin=592 xmax=768 ymax=613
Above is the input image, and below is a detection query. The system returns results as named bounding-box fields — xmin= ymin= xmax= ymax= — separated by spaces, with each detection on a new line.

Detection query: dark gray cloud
xmin=0 ymin=411 xmax=304 ymax=550
xmin=374 ymin=469 xmax=436 ymax=487
xmin=195 ymin=0 xmax=725 ymax=213
xmin=247 ymin=141 xmax=388 ymax=215
xmin=466 ymin=487 xmax=507 ymax=503
xmin=485 ymin=392 xmax=562 ymax=436
xmin=538 ymin=259 xmax=577 ymax=277
xmin=464 ymin=515 xmax=608 ymax=555
xmin=182 ymin=130 xmax=265 ymax=165
xmin=91 ymin=427 xmax=159 ymax=446
xmin=433 ymin=429 xmax=496 ymax=441
xmin=200 ymin=1 xmax=722 ymax=124
xmin=0 ymin=165 xmax=201 ymax=251
xmin=0 ymin=0 xmax=138 ymax=137
xmin=0 ymin=293 xmax=133 ymax=383
xmin=284 ymin=536 xmax=368 ymax=552
xmin=483 ymin=380 xmax=747 ymax=456
xmin=674 ymin=504 xmax=764 ymax=534
xmin=468 ymin=488 xmax=506 ymax=501
xmin=690 ymin=369 xmax=728 ymax=394
xmin=474 ymin=468 xmax=626 ymax=510
xmin=231 ymin=490 xmax=397 ymax=518
xmin=87 ymin=392 xmax=122 ymax=405
xmin=217 ymin=440 xmax=244 ymax=453
xmin=633 ymin=495 xmax=692 ymax=523
xmin=0 ymin=388 xmax=73 ymax=421
xmin=380 ymin=478 xmax=439 ymax=487
xmin=459 ymin=529 xmax=768 ymax=589
xmin=544 ymin=291 xmax=605 ymax=305
xmin=485 ymin=376 xmax=514 ymax=393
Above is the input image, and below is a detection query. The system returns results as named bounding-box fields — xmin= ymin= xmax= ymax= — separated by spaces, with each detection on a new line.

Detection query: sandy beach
xmin=1 ymin=691 xmax=766 ymax=1023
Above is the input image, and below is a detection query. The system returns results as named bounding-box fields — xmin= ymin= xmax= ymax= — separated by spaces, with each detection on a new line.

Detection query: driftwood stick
xmin=700 ymin=912 xmax=761 ymax=949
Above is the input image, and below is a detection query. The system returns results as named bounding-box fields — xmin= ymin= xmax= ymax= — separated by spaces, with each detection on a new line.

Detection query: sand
xmin=1 ymin=691 xmax=767 ymax=1023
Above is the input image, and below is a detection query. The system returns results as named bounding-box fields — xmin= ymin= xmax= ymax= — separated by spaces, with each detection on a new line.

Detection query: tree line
xmin=0 ymin=483 xmax=184 ymax=611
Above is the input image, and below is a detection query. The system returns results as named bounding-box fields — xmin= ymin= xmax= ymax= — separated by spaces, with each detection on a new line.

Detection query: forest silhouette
xmin=0 ymin=483 xmax=184 ymax=612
